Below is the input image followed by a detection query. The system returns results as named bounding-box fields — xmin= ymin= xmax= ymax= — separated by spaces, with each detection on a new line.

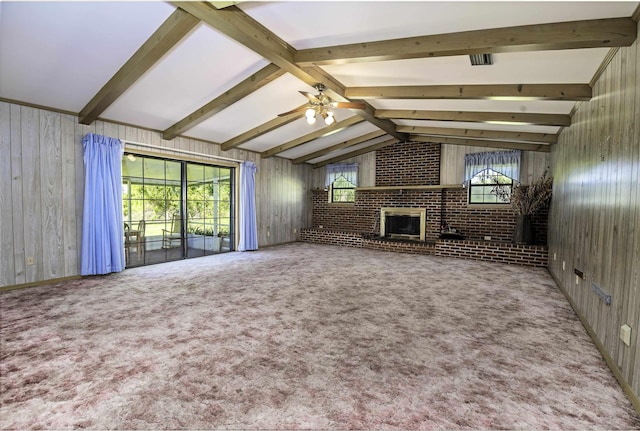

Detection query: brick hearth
xmin=299 ymin=228 xmax=548 ymax=267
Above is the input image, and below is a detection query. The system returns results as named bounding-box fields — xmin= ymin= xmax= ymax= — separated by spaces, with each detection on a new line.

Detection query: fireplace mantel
xmin=356 ymin=184 xmax=463 ymax=191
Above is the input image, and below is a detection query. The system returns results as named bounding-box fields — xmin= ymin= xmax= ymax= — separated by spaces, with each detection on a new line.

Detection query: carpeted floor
xmin=1 ymin=243 xmax=639 ymax=430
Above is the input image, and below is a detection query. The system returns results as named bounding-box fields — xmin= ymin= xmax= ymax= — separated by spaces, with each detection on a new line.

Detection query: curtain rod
xmin=122 ymin=139 xmax=243 ymax=164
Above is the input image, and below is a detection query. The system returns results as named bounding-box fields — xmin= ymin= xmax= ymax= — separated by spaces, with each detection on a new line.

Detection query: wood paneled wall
xmin=440 ymin=144 xmax=550 ymax=186
xmin=548 ymin=21 xmax=639 ymax=403
xmin=309 ymin=152 xmax=376 ymax=189
xmin=0 ymin=101 xmax=313 ymax=287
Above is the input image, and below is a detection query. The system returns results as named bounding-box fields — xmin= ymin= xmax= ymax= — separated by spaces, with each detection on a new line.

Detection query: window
xmin=463 ymin=150 xmax=520 ymax=205
xmin=330 ymin=175 xmax=356 ymax=203
xmin=468 ymin=168 xmax=513 ymax=204
xmin=326 ymin=163 xmax=358 ymax=203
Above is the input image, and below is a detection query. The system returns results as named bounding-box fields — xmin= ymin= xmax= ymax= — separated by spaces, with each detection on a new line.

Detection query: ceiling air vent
xmin=469 ymin=53 xmax=493 ymax=66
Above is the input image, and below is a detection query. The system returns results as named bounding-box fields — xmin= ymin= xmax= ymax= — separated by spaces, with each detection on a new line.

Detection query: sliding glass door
xmin=122 ymin=154 xmax=234 ymax=268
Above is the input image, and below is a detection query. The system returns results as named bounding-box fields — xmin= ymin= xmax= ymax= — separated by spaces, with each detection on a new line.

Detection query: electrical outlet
xmin=26 ymin=256 xmax=34 ymax=266
xmin=266 ymin=231 xmax=270 ymax=237
xmin=293 ymin=228 xmax=297 ymax=233
xmin=484 ymin=236 xmax=491 ymax=241
xmin=553 ymin=252 xmax=557 ymax=261
xmin=562 ymin=261 xmax=566 ymax=271
xmin=576 ymin=275 xmax=580 ymax=285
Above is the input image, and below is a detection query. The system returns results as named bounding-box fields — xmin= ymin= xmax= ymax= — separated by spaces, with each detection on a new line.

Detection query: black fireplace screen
xmin=384 ymin=215 xmax=421 ymax=236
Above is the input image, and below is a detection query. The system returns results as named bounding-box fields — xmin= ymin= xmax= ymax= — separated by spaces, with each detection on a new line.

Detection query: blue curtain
xmin=325 ymin=163 xmax=358 ymax=187
xmin=80 ymin=133 xmax=125 ymax=275
xmin=238 ymin=161 xmax=258 ymax=251
xmin=463 ymin=150 xmax=521 ymax=185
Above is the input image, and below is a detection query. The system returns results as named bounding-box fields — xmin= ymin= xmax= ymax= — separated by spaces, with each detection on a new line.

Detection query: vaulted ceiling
xmin=1 ymin=1 xmax=638 ymax=167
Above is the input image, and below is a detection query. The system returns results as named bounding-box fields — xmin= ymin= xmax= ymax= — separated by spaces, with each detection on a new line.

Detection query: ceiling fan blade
xmin=334 ymin=102 xmax=367 ymax=110
xmin=277 ymin=106 xmax=307 ymax=117
xmin=299 ymin=91 xmax=320 ymax=103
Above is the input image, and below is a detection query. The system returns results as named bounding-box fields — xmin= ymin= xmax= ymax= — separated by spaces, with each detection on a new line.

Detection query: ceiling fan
xmin=278 ymin=84 xmax=366 ymax=125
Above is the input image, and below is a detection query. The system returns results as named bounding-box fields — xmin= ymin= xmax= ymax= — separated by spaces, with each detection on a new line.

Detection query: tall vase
xmin=513 ymin=215 xmax=534 ymax=245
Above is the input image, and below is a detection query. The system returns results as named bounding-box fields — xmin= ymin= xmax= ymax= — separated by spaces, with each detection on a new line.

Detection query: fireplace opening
xmin=385 ymin=215 xmax=421 ymax=237
xmin=380 ymin=207 xmax=426 ymax=241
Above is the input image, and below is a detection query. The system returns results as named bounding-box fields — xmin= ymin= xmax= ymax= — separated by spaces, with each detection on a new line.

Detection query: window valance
xmin=463 ymin=150 xmax=521 ymax=185
xmin=326 ymin=163 xmax=358 ymax=188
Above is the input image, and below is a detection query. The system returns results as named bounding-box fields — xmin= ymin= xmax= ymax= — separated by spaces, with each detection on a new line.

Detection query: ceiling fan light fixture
xmin=305 ymin=107 xmax=316 ymax=119
xmin=306 ymin=115 xmax=317 ymax=125
xmin=324 ymin=110 xmax=335 ymax=125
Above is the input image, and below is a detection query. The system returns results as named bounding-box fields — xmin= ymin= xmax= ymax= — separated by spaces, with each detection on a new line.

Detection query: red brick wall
xmin=310 ymin=143 xmax=548 ymax=245
xmin=435 ymin=240 xmax=548 ymax=267
xmin=441 ymin=188 xmax=548 ymax=244
xmin=298 ymin=229 xmax=363 ymax=248
xmin=298 ymin=228 xmax=547 ymax=267
xmin=312 ymin=189 xmax=443 ymax=241
xmin=376 ymin=142 xmax=440 ymax=186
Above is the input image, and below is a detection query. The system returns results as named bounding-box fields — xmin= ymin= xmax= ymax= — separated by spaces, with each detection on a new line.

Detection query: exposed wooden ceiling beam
xmin=410 ymin=135 xmax=551 ymax=152
xmin=376 ymin=110 xmax=571 ymax=126
xmin=346 ymin=84 xmax=592 ymax=101
xmin=173 ymin=2 xmax=349 ymax=101
xmin=174 ymin=2 xmax=407 ymax=144
xmin=292 ymin=130 xmax=387 ymax=164
xmin=78 ymin=8 xmax=199 ymax=125
xmin=312 ymin=138 xmax=399 ymax=168
xmin=220 ymin=107 xmax=305 ymax=151
xmin=295 ymin=18 xmax=637 ymax=66
xmin=397 ymin=126 xmax=557 ymax=143
xmin=173 ymin=3 xmax=298 ymax=75
xmin=163 ymin=63 xmax=284 ymax=140
xmin=261 ymin=116 xmax=365 ymax=158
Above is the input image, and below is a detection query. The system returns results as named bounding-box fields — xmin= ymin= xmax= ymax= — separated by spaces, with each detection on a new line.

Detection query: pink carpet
xmin=1 ymin=243 xmax=638 ymax=429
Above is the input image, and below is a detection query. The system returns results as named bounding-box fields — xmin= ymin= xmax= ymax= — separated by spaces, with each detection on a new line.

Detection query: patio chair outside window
xmin=162 ymin=214 xmax=182 ymax=249
xmin=124 ymin=220 xmax=146 ymax=264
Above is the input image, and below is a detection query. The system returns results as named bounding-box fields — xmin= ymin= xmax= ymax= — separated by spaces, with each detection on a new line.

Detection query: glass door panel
xmin=185 ymin=162 xmax=234 ymax=258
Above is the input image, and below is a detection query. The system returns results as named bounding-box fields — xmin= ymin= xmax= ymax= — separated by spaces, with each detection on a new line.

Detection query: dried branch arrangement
xmin=493 ymin=171 xmax=553 ymax=215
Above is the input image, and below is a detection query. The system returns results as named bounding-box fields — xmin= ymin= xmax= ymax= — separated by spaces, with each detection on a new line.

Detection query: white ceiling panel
xmin=240 ymin=2 xmax=636 ymax=49
xmin=368 ymin=99 xmax=576 ymax=114
xmin=101 ymin=23 xmax=268 ymax=131
xmin=0 ymin=1 xmax=175 ymax=112
xmin=277 ymin=122 xmax=381 ymax=159
xmin=393 ymin=119 xmax=561 ymax=135
xmin=323 ymin=48 xmax=611 ymax=87
xmin=187 ymin=74 xmax=316 ymax=143
xmin=238 ymin=111 xmax=357 ymax=153
xmin=307 ymin=135 xmax=396 ymax=165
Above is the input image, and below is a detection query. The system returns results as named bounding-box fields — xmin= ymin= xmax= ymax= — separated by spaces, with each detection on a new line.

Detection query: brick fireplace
xmin=300 ymin=141 xmax=549 ymax=266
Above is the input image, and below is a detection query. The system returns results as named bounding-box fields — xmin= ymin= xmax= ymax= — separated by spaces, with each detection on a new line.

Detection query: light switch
xmin=620 ymin=324 xmax=632 ymax=347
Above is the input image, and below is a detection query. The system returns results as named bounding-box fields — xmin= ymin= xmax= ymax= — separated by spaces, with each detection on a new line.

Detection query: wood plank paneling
xmin=10 ymin=104 xmax=26 ymax=285
xmin=61 ymin=113 xmax=78 ymax=276
xmin=548 ymin=20 xmax=639 ymax=404
xmin=0 ymin=102 xmax=15 ymax=286
xmin=21 ymin=107 xmax=42 ymax=283
xmin=40 ymin=110 xmax=64 ymax=280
